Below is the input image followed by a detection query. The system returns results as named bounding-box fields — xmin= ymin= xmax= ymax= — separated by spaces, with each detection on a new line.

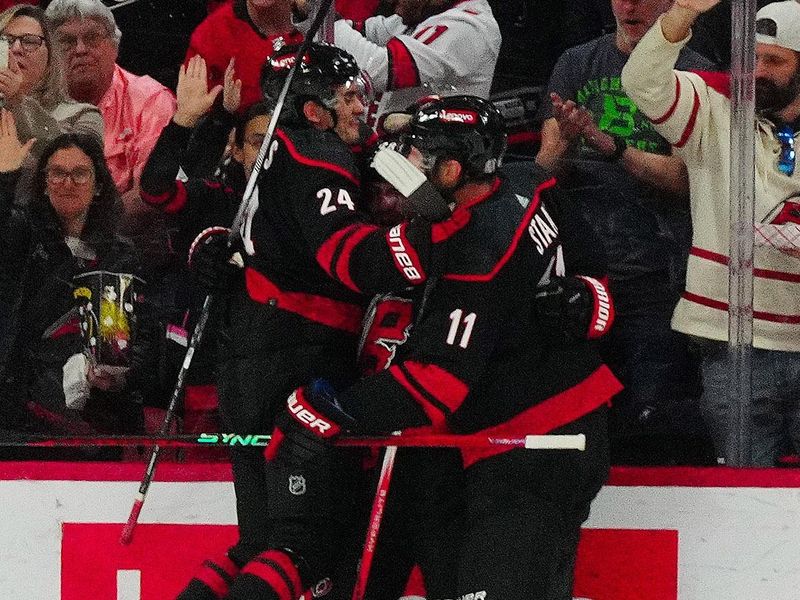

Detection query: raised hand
xmin=675 ymin=0 xmax=722 ymax=14
xmin=174 ymin=55 xmax=223 ymax=128
xmin=0 ymin=109 xmax=34 ymax=173
xmin=222 ymin=58 xmax=242 ymax=114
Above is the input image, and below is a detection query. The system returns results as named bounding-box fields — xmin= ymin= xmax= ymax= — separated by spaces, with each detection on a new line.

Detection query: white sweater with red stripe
xmin=330 ymin=0 xmax=500 ymax=124
xmin=621 ymin=16 xmax=800 ymax=352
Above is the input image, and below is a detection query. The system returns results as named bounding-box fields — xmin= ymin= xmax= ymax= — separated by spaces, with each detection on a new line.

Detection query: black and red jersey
xmin=342 ymin=162 xmax=622 ymax=465
xmin=143 ymin=122 xmax=435 ymax=353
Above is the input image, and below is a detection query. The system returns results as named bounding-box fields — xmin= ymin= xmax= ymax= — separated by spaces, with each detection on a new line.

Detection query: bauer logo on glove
xmin=287 ymin=387 xmax=341 ymax=437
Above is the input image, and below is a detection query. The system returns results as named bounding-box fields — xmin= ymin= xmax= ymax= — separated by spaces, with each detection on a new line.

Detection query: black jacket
xmin=0 ymin=170 xmax=153 ymax=434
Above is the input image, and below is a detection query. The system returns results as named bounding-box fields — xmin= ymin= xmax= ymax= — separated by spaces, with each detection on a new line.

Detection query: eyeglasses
xmin=776 ymin=124 xmax=795 ymax=177
xmin=0 ymin=33 xmax=46 ymax=53
xmin=55 ymin=29 xmax=109 ymax=51
xmin=46 ymin=167 xmax=94 ymax=186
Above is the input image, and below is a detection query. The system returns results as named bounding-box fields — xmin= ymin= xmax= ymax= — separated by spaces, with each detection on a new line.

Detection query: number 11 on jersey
xmin=446 ymin=309 xmax=476 ymax=348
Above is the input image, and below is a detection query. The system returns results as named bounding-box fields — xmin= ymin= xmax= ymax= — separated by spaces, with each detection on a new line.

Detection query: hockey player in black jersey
xmin=268 ymin=95 xmax=623 ymax=600
xmin=151 ymin=44 xmax=451 ymax=600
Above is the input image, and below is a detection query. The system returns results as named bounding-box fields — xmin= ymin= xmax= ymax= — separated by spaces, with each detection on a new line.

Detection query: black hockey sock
xmin=176 ymin=553 xmax=240 ymax=600
xmin=226 ymin=549 xmax=308 ymax=600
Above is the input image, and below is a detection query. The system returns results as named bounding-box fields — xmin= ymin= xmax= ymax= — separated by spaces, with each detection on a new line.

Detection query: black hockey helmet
xmin=260 ymin=42 xmax=366 ymax=125
xmin=402 ymin=95 xmax=507 ymax=178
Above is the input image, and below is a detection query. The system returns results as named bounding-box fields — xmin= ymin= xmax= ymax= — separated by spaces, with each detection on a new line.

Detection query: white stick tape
xmin=524 ymin=434 xmax=586 ymax=451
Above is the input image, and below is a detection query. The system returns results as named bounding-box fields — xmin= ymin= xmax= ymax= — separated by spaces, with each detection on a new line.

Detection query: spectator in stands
xmin=0 ymin=113 xmax=155 ymax=442
xmin=621 ymin=0 xmax=800 ymax=466
xmin=294 ymin=0 xmax=501 ymax=127
xmin=536 ymin=0 xmax=715 ymax=464
xmin=0 ymin=4 xmax=101 ymax=158
xmin=45 ymin=0 xmax=176 ymax=201
xmin=185 ymin=0 xmax=302 ymax=112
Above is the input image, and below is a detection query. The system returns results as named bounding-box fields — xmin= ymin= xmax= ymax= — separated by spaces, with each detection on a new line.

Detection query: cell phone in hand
xmin=0 ymin=38 xmax=8 ymax=70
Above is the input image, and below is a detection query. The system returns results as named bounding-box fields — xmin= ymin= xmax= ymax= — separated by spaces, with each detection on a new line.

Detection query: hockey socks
xmin=176 ymin=553 xmax=240 ymax=600
xmin=226 ymin=548 xmax=313 ymax=600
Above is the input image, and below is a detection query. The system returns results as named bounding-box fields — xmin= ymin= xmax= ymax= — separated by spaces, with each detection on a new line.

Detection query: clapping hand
xmin=0 ymin=109 xmax=34 ymax=173
xmin=174 ymin=55 xmax=223 ymax=128
xmin=222 ymin=58 xmax=242 ymax=114
xmin=550 ymin=93 xmax=595 ymax=144
xmin=550 ymin=93 xmax=618 ymax=156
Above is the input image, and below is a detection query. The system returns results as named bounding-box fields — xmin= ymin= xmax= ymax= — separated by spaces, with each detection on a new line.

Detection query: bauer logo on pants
xmin=289 ymin=475 xmax=307 ymax=495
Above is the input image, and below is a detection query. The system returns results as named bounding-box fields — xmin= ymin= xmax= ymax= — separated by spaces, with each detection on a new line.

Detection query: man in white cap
xmin=620 ymin=0 xmax=800 ymax=466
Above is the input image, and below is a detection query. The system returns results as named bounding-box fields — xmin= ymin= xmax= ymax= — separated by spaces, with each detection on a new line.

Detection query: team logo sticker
xmin=289 ymin=475 xmax=307 ymax=495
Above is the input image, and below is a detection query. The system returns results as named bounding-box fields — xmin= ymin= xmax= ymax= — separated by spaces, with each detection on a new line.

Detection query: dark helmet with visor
xmin=260 ymin=42 xmax=370 ymax=125
xmin=402 ymin=95 xmax=507 ymax=178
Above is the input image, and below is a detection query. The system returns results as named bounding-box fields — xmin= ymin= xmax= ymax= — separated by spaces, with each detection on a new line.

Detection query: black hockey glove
xmin=265 ymin=380 xmax=356 ymax=465
xmin=534 ymin=275 xmax=615 ymax=342
xmin=187 ymin=226 xmax=241 ymax=293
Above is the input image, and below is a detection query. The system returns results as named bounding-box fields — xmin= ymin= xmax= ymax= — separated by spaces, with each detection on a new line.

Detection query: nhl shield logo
xmin=289 ymin=475 xmax=306 ymax=495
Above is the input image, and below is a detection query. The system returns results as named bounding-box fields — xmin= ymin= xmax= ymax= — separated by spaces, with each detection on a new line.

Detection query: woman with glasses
xmin=0 ymin=112 xmax=154 ymax=452
xmin=0 ymin=5 xmax=102 ymax=159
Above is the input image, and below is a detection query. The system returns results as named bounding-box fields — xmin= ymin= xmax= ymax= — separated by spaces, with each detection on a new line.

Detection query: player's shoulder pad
xmin=274 ymin=127 xmax=360 ymax=187
xmin=440 ymin=165 xmax=559 ymax=281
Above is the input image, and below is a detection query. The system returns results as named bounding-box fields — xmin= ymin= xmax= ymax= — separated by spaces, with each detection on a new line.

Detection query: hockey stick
xmin=0 ymin=432 xmax=587 ymax=450
xmin=119 ymin=0 xmax=337 ymax=546
xmin=351 ymin=441 xmax=398 ymax=600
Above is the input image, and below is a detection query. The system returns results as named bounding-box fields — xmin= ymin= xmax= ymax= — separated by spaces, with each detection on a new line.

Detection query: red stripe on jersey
xmin=334 ymin=223 xmax=381 ymax=292
xmin=431 ymin=176 xmax=502 ymax=243
xmin=403 ymin=361 xmax=469 ymax=413
xmin=431 ymin=206 xmax=471 ymax=243
xmin=140 ymin=179 xmax=188 ymax=214
xmin=674 ymin=84 xmax=700 ymax=148
xmin=463 ymin=8 xmax=479 ymax=14
xmin=651 ymin=75 xmax=681 ymax=124
xmin=389 ymin=364 xmax=449 ymax=428
xmin=387 ymin=223 xmax=427 ymax=283
xmin=692 ymin=69 xmax=730 ymax=98
xmin=387 ymin=37 xmax=421 ymax=90
xmin=317 ymin=224 xmax=360 ymax=277
xmin=240 ymin=561 xmax=293 ymax=600
xmin=461 ymin=365 xmax=622 ymax=467
xmin=140 ymin=187 xmax=172 ymax=206
xmin=275 ymin=129 xmax=360 ymax=186
xmin=245 ymin=267 xmax=364 ymax=333
xmin=444 ymin=177 xmax=555 ymax=282
xmin=682 ymin=291 xmax=800 ymax=323
xmin=163 ymin=180 xmax=188 ymax=214
xmin=690 ymin=246 xmax=800 ymax=282
xmin=689 ymin=246 xmax=728 ymax=265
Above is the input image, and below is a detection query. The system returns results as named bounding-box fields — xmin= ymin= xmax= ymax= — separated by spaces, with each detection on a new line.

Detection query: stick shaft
xmin=5 ymin=433 xmax=586 ymax=450
xmin=352 ymin=444 xmax=398 ymax=600
xmin=119 ymin=0 xmax=337 ymax=545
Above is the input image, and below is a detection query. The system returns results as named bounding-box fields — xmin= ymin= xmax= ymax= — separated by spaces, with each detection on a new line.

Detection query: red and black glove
xmin=264 ymin=380 xmax=356 ymax=465
xmin=534 ymin=275 xmax=615 ymax=342
xmin=187 ymin=226 xmax=241 ymax=293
